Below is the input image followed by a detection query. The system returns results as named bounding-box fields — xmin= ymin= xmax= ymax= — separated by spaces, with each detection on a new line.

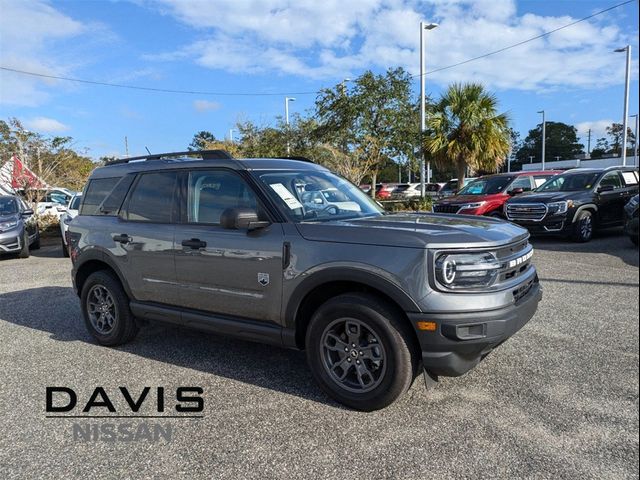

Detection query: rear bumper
xmin=408 ymin=281 xmax=542 ymax=377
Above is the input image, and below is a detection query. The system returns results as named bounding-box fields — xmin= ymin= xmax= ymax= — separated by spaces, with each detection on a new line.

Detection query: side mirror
xmin=509 ymin=188 xmax=524 ymax=196
xmin=597 ymin=185 xmax=614 ymax=193
xmin=22 ymin=208 xmax=34 ymax=216
xmin=220 ymin=208 xmax=270 ymax=231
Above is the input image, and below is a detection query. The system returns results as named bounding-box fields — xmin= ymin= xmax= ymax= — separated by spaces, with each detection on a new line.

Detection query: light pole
xmin=615 ymin=45 xmax=631 ymax=166
xmin=537 ymin=110 xmax=546 ymax=170
xmin=228 ymin=128 xmax=234 ymax=143
xmin=420 ymin=21 xmax=438 ymax=198
xmin=631 ymin=114 xmax=639 ymax=165
xmin=285 ymin=97 xmax=296 ymax=155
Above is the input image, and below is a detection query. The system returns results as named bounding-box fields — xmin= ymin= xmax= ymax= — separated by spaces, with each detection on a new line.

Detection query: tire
xmin=305 ymin=293 xmax=419 ymax=411
xmin=31 ymin=228 xmax=40 ymax=250
xmin=61 ymin=237 xmax=69 ymax=257
xmin=487 ymin=211 xmax=503 ymax=219
xmin=18 ymin=232 xmax=30 ymax=259
xmin=572 ymin=210 xmax=594 ymax=243
xmin=80 ymin=270 xmax=138 ymax=346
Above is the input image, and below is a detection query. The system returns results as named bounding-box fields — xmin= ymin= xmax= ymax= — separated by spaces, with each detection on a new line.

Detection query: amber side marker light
xmin=416 ymin=321 xmax=437 ymax=331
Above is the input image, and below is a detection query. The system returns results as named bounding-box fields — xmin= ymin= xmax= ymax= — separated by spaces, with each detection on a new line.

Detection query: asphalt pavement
xmin=0 ymin=232 xmax=638 ymax=479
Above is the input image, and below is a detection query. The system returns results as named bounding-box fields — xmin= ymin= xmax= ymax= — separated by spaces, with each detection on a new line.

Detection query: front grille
xmin=506 ymin=203 xmax=547 ymax=221
xmin=433 ymin=204 xmax=460 ymax=214
xmin=0 ymin=236 xmax=19 ymax=251
xmin=513 ymin=277 xmax=534 ymax=302
xmin=495 ymin=240 xmax=533 ymax=286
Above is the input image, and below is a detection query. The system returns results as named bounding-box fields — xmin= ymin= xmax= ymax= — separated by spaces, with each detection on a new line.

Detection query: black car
xmin=504 ymin=166 xmax=639 ymax=242
xmin=624 ymin=194 xmax=638 ymax=246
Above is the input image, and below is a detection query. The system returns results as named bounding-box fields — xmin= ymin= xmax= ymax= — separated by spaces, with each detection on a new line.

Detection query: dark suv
xmin=505 ymin=166 xmax=639 ymax=242
xmin=69 ymin=150 xmax=542 ymax=410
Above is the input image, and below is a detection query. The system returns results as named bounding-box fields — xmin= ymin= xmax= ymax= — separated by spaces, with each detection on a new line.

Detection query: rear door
xmin=173 ymin=169 xmax=284 ymax=323
xmin=596 ymin=171 xmax=626 ymax=225
xmin=117 ymin=171 xmax=180 ymax=305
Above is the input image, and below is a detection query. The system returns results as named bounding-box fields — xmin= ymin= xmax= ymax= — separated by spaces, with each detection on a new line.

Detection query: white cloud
xmin=146 ymin=0 xmax=636 ymax=91
xmin=24 ymin=116 xmax=70 ymax=133
xmin=575 ymin=119 xmax=615 ymax=140
xmin=193 ymin=99 xmax=222 ymax=112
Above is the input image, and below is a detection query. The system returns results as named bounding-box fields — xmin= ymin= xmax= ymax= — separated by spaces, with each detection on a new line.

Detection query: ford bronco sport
xmin=69 ymin=150 xmax=542 ymax=411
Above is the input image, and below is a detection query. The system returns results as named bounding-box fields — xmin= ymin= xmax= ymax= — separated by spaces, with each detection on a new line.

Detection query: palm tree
xmin=424 ymin=83 xmax=510 ymax=187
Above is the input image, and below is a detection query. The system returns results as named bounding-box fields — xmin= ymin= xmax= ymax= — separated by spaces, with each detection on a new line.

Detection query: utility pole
xmin=285 ymin=97 xmax=295 ymax=155
xmin=631 ymin=114 xmax=639 ymax=166
xmin=537 ymin=110 xmax=546 ymax=170
xmin=124 ymin=136 xmax=129 ymax=157
xmin=615 ymin=45 xmax=631 ymax=166
xmin=587 ymin=128 xmax=591 ymax=157
xmin=419 ymin=21 xmax=438 ymax=198
xmin=228 ymin=129 xmax=234 ymax=143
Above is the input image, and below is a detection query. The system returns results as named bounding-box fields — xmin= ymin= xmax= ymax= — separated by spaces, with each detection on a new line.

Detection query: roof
xmin=564 ymin=165 xmax=638 ymax=173
xmin=91 ymin=150 xmax=328 ymax=179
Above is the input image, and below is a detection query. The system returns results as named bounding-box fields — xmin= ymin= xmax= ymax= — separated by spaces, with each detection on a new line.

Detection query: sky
xmin=0 ymin=0 xmax=638 ymax=160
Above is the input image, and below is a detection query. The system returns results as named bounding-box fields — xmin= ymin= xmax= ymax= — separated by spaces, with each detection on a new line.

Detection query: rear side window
xmin=599 ymin=171 xmax=623 ymax=190
xmin=125 ymin=172 xmax=178 ymax=223
xmin=98 ymin=175 xmax=135 ymax=215
xmin=80 ymin=178 xmax=120 ymax=215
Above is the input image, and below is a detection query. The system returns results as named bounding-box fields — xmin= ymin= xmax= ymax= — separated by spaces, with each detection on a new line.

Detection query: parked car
xmin=624 ymin=194 xmax=638 ymax=246
xmin=433 ymin=171 xmax=559 ymax=217
xmin=505 ymin=166 xmax=639 ymax=242
xmin=375 ymin=183 xmax=396 ymax=199
xmin=438 ymin=178 xmax=477 ymax=197
xmin=60 ymin=193 xmax=82 ymax=257
xmin=425 ymin=182 xmax=445 ymax=197
xmin=359 ymin=184 xmax=372 ymax=194
xmin=20 ymin=188 xmax=76 ymax=219
xmin=0 ymin=194 xmax=40 ymax=258
xmin=69 ymin=150 xmax=541 ymax=411
xmin=391 ymin=183 xmax=421 ymax=199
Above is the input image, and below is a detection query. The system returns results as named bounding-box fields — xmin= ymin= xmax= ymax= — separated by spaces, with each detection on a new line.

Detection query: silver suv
xmin=69 ymin=150 xmax=542 ymax=411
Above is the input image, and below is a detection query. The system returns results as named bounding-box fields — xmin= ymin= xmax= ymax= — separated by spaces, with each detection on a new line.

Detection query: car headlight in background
xmin=0 ymin=220 xmax=19 ymax=232
xmin=547 ymin=200 xmax=573 ymax=215
xmin=458 ymin=201 xmax=486 ymax=211
xmin=435 ymin=251 xmax=501 ymax=289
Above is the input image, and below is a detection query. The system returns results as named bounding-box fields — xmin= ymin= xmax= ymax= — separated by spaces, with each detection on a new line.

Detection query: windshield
xmin=257 ymin=170 xmax=384 ymax=222
xmin=536 ymin=172 xmax=600 ymax=192
xmin=70 ymin=195 xmax=82 ymax=210
xmin=0 ymin=197 xmax=19 ymax=215
xmin=458 ymin=176 xmax=513 ymax=195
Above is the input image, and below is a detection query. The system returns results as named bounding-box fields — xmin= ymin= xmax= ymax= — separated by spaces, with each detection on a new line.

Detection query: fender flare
xmin=74 ymin=249 xmax=134 ymax=298
xmin=570 ymin=204 xmax=598 ymax=223
xmin=284 ymin=267 xmax=420 ymax=330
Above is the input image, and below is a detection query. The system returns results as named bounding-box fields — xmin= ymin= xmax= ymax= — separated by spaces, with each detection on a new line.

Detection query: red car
xmin=375 ymin=183 xmax=396 ymax=199
xmin=433 ymin=171 xmax=560 ymax=217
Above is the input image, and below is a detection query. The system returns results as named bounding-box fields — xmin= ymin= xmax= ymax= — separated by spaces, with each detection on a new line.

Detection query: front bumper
xmin=408 ymin=280 xmax=542 ymax=377
xmin=0 ymin=226 xmax=24 ymax=254
xmin=510 ymin=212 xmax=572 ymax=235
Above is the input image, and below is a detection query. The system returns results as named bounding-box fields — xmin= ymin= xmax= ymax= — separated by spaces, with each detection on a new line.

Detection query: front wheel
xmin=572 ymin=210 xmax=594 ymax=242
xmin=305 ymin=293 xmax=418 ymax=411
xmin=18 ymin=232 xmax=30 ymax=258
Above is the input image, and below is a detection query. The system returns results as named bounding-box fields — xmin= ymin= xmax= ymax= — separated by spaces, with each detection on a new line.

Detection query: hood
xmin=507 ymin=191 xmax=579 ymax=203
xmin=437 ymin=193 xmax=507 ymax=205
xmin=295 ymin=213 xmax=528 ymax=249
xmin=0 ymin=213 xmax=21 ymax=229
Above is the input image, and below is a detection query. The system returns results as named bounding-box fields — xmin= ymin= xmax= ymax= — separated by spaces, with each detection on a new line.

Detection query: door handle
xmin=181 ymin=238 xmax=207 ymax=249
xmin=113 ymin=234 xmax=132 ymax=244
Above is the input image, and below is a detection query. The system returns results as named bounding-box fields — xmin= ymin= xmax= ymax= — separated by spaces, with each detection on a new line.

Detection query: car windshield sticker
xmin=270 ymin=183 xmax=303 ymax=210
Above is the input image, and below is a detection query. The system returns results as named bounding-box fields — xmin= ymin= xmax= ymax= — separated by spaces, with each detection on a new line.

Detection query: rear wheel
xmin=305 ymin=293 xmax=418 ymax=411
xmin=572 ymin=210 xmax=594 ymax=242
xmin=81 ymin=270 xmax=138 ymax=346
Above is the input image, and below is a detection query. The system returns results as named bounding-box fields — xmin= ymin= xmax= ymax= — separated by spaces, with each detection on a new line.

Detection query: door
xmin=596 ymin=171 xmax=626 ymax=225
xmin=174 ymin=169 xmax=284 ymax=323
xmin=117 ymin=171 xmax=180 ymax=305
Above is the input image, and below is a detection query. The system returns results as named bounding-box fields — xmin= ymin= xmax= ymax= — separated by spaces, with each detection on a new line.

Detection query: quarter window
xmin=80 ymin=178 xmax=120 ymax=215
xmin=187 ymin=170 xmax=260 ymax=224
xmin=508 ymin=176 xmax=533 ymax=193
xmin=126 ymin=172 xmax=178 ymax=223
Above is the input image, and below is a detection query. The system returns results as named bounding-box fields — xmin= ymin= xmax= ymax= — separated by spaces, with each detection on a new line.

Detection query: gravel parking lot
xmin=0 ymin=233 xmax=638 ymax=479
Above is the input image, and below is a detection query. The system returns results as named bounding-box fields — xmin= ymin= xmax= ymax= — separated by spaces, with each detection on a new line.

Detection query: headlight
xmin=435 ymin=252 xmax=501 ymax=290
xmin=0 ymin=220 xmax=19 ymax=232
xmin=458 ymin=201 xmax=486 ymax=211
xmin=547 ymin=200 xmax=573 ymax=215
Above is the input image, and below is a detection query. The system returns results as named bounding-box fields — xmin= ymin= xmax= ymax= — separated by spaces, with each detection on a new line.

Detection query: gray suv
xmin=69 ymin=150 xmax=542 ymax=411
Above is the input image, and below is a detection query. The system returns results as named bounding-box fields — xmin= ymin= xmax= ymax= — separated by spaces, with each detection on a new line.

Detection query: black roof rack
xmin=276 ymin=155 xmax=314 ymax=163
xmin=106 ymin=149 xmax=233 ymax=166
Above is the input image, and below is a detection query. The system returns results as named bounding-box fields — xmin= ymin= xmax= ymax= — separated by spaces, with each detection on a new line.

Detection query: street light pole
xmin=631 ymin=114 xmax=639 ymax=166
xmin=419 ymin=21 xmax=438 ymax=198
xmin=228 ymin=128 xmax=234 ymax=143
xmin=615 ymin=45 xmax=631 ymax=166
xmin=285 ymin=97 xmax=296 ymax=155
xmin=537 ymin=110 xmax=546 ymax=170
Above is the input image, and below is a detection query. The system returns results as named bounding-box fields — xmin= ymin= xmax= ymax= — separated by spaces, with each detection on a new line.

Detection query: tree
xmin=515 ymin=121 xmax=584 ymax=164
xmin=605 ymin=123 xmax=635 ymax=156
xmin=424 ymin=83 xmax=510 ymax=186
xmin=188 ymin=131 xmax=217 ymax=151
xmin=314 ymin=68 xmax=418 ymax=195
xmin=590 ymin=137 xmax=609 ymax=159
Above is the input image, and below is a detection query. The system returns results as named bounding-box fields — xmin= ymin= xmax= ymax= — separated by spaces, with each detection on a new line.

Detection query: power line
xmin=418 ymin=0 xmax=635 ymax=77
xmin=0 ymin=0 xmax=633 ymax=96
